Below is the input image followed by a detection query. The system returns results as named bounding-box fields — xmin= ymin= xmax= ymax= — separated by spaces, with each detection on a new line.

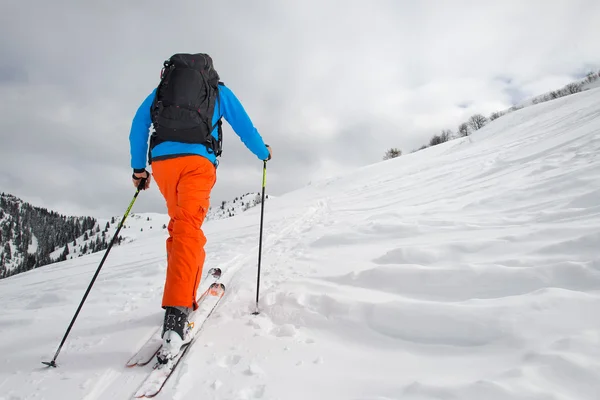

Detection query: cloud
xmin=1 ymin=0 xmax=599 ymax=217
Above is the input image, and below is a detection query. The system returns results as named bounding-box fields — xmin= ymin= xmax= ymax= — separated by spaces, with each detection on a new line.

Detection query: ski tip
xmin=207 ymin=267 xmax=222 ymax=279
xmin=133 ymin=389 xmax=153 ymax=398
xmin=42 ymin=361 xmax=57 ymax=368
xmin=208 ymin=282 xmax=226 ymax=297
xmin=134 ymin=390 xmax=158 ymax=398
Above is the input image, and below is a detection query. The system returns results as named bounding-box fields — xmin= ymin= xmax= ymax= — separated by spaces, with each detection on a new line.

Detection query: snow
xmin=1 ymin=87 xmax=600 ymax=400
xmin=27 ymin=235 xmax=38 ymax=254
xmin=513 ymin=72 xmax=600 ymax=111
xmin=583 ymin=79 xmax=600 ymax=90
xmin=205 ymin=192 xmax=270 ymax=222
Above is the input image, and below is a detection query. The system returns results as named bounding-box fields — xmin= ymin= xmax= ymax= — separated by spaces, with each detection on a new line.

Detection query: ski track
xmin=69 ymin=198 xmax=329 ymax=399
xmin=0 ymin=88 xmax=600 ymax=399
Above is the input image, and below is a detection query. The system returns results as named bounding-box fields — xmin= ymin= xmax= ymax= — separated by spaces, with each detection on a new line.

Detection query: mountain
xmin=0 ymin=190 xmax=268 ymax=280
xmin=1 ymin=86 xmax=600 ymax=399
xmin=0 ymin=193 xmax=109 ymax=279
xmin=206 ymin=192 xmax=270 ymax=221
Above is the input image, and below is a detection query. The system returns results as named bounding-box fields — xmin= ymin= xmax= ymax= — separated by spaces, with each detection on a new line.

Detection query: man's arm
xmin=129 ymin=89 xmax=156 ymax=171
xmin=219 ymin=85 xmax=270 ymax=161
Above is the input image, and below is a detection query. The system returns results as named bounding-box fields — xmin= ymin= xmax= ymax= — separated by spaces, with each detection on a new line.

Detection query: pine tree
xmin=14 ymin=228 xmax=22 ymax=248
xmin=26 ymin=254 xmax=36 ymax=270
xmin=5 ymin=221 xmax=12 ymax=241
xmin=3 ymin=243 xmax=11 ymax=260
xmin=58 ymin=245 xmax=67 ymax=261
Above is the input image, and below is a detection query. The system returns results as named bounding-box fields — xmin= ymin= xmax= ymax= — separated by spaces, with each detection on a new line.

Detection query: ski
xmin=132 ymin=282 xmax=226 ymax=398
xmin=125 ymin=268 xmax=222 ymax=368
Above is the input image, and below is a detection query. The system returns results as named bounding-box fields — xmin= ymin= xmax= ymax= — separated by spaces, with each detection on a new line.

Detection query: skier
xmin=128 ymin=53 xmax=271 ymax=363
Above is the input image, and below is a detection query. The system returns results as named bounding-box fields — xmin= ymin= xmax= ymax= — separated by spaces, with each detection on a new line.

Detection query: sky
xmin=1 ymin=0 xmax=599 ymax=219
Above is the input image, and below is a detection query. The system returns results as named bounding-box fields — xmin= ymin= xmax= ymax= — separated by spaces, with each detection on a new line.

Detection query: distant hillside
xmin=517 ymin=70 xmax=600 ymax=108
xmin=205 ymin=192 xmax=270 ymax=221
xmin=0 ymin=190 xmax=270 ymax=279
xmin=0 ymin=193 xmax=112 ymax=279
xmin=396 ymin=69 xmax=600 ymax=157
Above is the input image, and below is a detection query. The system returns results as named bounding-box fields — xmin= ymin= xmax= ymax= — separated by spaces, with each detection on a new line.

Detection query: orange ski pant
xmin=151 ymin=155 xmax=216 ymax=311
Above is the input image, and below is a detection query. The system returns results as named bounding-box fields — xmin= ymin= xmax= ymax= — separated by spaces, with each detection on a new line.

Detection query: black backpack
xmin=149 ymin=53 xmax=223 ymax=159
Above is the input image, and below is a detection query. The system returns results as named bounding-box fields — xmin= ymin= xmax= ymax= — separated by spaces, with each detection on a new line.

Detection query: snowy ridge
xmin=0 ymin=87 xmax=600 ymax=399
xmin=0 ymin=194 xmax=100 ymax=277
xmin=515 ymin=70 xmax=600 ymax=109
xmin=205 ymin=192 xmax=270 ymax=222
xmin=0 ymin=189 xmax=267 ymax=279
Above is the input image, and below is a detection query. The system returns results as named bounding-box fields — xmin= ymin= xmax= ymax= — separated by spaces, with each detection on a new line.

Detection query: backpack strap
xmin=207 ymin=83 xmax=224 ymax=157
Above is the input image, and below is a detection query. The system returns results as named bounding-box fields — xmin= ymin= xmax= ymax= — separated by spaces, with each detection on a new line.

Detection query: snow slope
xmin=522 ymin=73 xmax=600 ymax=107
xmin=205 ymin=192 xmax=271 ymax=222
xmin=1 ymin=87 xmax=600 ymax=400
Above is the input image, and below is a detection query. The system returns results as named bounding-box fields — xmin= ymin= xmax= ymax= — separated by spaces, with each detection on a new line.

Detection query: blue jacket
xmin=129 ymin=84 xmax=269 ymax=170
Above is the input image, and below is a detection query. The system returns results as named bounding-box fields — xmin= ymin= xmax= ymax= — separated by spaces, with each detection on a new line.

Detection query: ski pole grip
xmin=136 ymin=178 xmax=146 ymax=191
xmin=133 ymin=171 xmax=149 ymax=191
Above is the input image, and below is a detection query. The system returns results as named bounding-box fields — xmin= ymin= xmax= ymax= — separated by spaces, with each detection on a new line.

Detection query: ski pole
xmin=252 ymin=160 xmax=267 ymax=315
xmin=43 ymin=177 xmax=148 ymax=368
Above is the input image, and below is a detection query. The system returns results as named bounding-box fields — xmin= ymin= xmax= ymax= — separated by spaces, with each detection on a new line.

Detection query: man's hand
xmin=132 ymin=170 xmax=151 ymax=190
xmin=265 ymin=145 xmax=272 ymax=161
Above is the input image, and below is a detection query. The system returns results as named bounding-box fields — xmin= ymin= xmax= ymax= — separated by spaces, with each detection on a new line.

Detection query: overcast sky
xmin=1 ymin=0 xmax=599 ymax=219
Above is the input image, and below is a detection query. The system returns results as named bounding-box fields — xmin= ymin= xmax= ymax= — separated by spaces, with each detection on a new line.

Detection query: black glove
xmin=132 ymin=169 xmax=151 ymax=190
xmin=132 ymin=169 xmax=149 ymax=180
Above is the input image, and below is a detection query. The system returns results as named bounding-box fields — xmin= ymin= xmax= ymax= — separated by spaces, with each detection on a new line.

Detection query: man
xmin=128 ymin=53 xmax=271 ymax=363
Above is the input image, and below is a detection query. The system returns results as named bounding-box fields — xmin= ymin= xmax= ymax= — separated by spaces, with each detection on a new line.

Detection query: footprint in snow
xmin=246 ymin=319 xmax=261 ymax=329
xmin=243 ymin=363 xmax=265 ymax=376
xmin=269 ymin=323 xmax=296 ymax=338
xmin=237 ymin=385 xmax=266 ymax=399
xmin=217 ymin=354 xmax=242 ymax=368
xmin=211 ymin=380 xmax=223 ymax=390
